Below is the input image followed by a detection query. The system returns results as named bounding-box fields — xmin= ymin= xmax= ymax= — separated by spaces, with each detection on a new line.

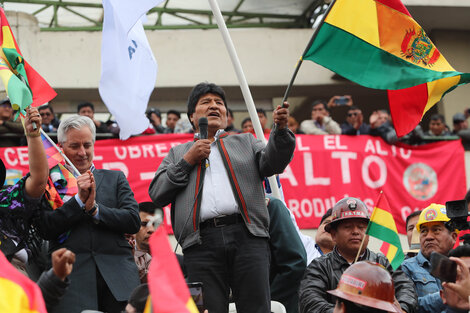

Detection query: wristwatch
xmin=85 ymin=202 xmax=98 ymax=216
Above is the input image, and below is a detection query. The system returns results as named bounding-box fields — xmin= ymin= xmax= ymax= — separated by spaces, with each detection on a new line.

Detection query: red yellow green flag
xmin=303 ymin=0 xmax=470 ymax=136
xmin=366 ymin=192 xmax=405 ymax=270
xmin=0 ymin=8 xmax=56 ymax=113
xmin=147 ymin=226 xmax=198 ymax=313
xmin=0 ymin=251 xmax=47 ymax=313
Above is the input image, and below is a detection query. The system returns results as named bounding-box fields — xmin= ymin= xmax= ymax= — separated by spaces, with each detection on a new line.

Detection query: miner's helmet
xmin=325 ymin=197 xmax=370 ymax=233
xmin=327 ymin=261 xmax=402 ymax=313
xmin=415 ymin=203 xmax=449 ymax=233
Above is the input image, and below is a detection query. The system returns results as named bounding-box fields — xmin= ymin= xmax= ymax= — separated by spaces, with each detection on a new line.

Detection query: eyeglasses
xmin=40 ymin=112 xmax=52 ymax=116
xmin=347 ymin=112 xmax=358 ymax=117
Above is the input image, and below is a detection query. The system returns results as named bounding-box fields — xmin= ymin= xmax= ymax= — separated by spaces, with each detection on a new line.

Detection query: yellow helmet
xmin=416 ymin=203 xmax=449 ymax=232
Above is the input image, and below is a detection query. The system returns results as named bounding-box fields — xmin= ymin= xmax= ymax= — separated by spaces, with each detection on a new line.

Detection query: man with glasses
xmin=340 ymin=106 xmax=370 ymax=135
xmin=39 ymin=104 xmax=61 ymax=132
xmin=402 ymin=204 xmax=458 ymax=313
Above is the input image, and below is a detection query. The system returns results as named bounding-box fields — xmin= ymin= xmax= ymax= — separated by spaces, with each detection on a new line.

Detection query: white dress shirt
xmin=199 ymin=130 xmax=239 ymax=221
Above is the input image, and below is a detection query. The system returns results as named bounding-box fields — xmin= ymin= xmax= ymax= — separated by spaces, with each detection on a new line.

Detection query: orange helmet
xmin=325 ymin=197 xmax=370 ymax=232
xmin=327 ymin=261 xmax=402 ymax=313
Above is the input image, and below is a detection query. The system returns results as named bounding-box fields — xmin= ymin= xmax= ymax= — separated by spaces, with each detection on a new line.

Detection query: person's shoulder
xmin=309 ymin=252 xmax=332 ymax=269
xmin=402 ymin=255 xmax=418 ymax=265
xmin=222 ymin=132 xmax=254 ymax=142
xmin=94 ymin=168 xmax=126 ymax=179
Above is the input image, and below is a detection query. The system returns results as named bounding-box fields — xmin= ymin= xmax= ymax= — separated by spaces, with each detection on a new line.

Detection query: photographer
xmin=146 ymin=108 xmax=165 ymax=134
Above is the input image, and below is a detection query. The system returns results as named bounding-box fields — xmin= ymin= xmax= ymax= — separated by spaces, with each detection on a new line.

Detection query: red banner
xmin=1 ymin=134 xmax=466 ymax=234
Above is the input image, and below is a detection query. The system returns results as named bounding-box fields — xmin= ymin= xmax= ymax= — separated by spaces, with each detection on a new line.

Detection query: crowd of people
xmin=2 ymin=92 xmax=470 ymax=149
xmin=1 ymin=83 xmax=470 ymax=313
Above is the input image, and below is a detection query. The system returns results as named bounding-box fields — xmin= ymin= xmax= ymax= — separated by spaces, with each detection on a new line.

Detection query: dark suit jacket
xmin=37 ymin=169 xmax=141 ymax=313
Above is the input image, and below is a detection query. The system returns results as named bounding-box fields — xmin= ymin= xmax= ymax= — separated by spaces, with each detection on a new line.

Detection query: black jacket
xmin=299 ymin=247 xmax=417 ymax=313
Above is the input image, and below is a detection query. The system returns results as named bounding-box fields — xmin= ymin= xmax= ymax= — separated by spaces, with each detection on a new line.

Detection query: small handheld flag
xmin=366 ymin=192 xmax=405 ymax=270
xmin=147 ymin=226 xmax=198 ymax=313
xmin=0 ymin=8 xmax=56 ymax=115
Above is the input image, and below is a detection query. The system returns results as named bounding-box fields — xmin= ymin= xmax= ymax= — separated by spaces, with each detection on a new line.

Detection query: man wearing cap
xmin=328 ymin=261 xmax=402 ymax=313
xmin=401 ymin=204 xmax=458 ymax=313
xmin=299 ymin=197 xmax=417 ymax=313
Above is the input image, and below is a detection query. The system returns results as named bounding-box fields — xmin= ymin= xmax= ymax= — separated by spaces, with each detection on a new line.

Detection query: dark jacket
xmin=36 ymin=169 xmax=141 ymax=313
xmin=340 ymin=122 xmax=370 ymax=135
xmin=37 ymin=268 xmax=70 ymax=312
xmin=299 ymin=247 xmax=417 ymax=313
xmin=267 ymin=196 xmax=307 ymax=313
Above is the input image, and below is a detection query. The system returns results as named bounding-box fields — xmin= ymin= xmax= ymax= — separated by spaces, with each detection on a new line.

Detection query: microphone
xmin=199 ymin=117 xmax=208 ymax=140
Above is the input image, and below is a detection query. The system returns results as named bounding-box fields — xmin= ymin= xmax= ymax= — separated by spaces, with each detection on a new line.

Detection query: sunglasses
xmin=0 ymin=103 xmax=11 ymax=108
xmin=40 ymin=112 xmax=52 ymax=116
xmin=347 ymin=112 xmax=358 ymax=117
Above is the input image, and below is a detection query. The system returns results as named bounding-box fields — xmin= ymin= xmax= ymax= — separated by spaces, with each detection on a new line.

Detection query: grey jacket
xmin=149 ymin=128 xmax=296 ymax=249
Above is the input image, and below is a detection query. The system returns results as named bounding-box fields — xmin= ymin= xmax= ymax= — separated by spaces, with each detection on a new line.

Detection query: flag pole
xmin=354 ymin=233 xmax=367 ymax=263
xmin=207 ymin=0 xmax=282 ymax=199
xmin=39 ymin=128 xmax=81 ymax=177
xmin=282 ymin=0 xmax=337 ymax=105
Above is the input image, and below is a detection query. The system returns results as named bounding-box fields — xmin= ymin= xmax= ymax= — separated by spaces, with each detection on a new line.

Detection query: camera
xmin=445 ymin=199 xmax=470 ymax=245
xmin=430 ymin=252 xmax=457 ymax=283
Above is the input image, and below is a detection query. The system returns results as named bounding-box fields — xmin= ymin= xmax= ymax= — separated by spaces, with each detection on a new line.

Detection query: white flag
xmin=99 ymin=0 xmax=163 ymax=140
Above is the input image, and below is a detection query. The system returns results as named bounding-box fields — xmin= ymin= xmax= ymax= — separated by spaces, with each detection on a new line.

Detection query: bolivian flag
xmin=146 ymin=226 xmax=199 ymax=313
xmin=366 ymin=192 xmax=404 ymax=270
xmin=0 ymin=251 xmax=47 ymax=313
xmin=304 ymin=0 xmax=470 ymax=136
xmin=0 ymin=8 xmax=56 ymax=113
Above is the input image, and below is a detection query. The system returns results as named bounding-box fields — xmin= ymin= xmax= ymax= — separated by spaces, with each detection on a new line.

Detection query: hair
xmin=187 ymin=82 xmax=227 ymax=128
xmin=347 ymin=106 xmax=361 ymax=113
xmin=167 ymin=110 xmax=181 ymax=120
xmin=256 ymin=108 xmax=267 ymax=118
xmin=139 ymin=202 xmax=159 ymax=214
xmin=77 ymin=102 xmax=95 ymax=113
xmin=128 ymin=283 xmax=149 ymax=313
xmin=38 ymin=104 xmax=54 ymax=114
xmin=405 ymin=210 xmax=422 ymax=229
xmin=320 ymin=208 xmax=333 ymax=225
xmin=57 ymin=115 xmax=96 ymax=144
xmin=227 ymin=108 xmax=234 ymax=118
xmin=241 ymin=117 xmax=252 ymax=128
xmin=430 ymin=114 xmax=445 ymax=123
xmin=312 ymin=100 xmax=327 ymax=110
